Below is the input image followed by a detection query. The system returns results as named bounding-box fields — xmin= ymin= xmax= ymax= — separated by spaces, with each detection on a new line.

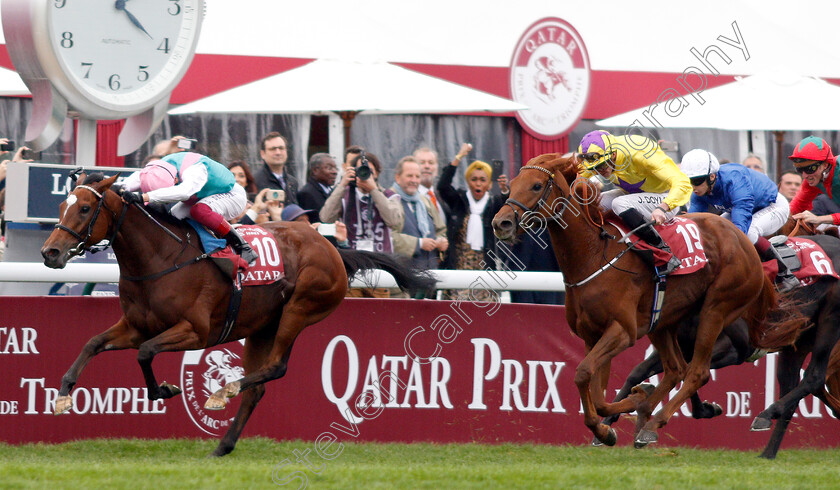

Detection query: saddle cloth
xmin=761 ymin=237 xmax=839 ymax=287
xmin=610 ymin=216 xmax=709 ymax=276
xmin=187 ymin=220 xmax=285 ymax=285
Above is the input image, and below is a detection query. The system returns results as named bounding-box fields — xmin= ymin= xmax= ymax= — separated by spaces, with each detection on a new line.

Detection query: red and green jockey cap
xmin=577 ymin=130 xmax=619 ymax=170
xmin=789 ymin=136 xmax=836 ymax=167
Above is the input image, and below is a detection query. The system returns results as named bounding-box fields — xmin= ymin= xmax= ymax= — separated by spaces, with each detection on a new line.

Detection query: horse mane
xmin=81 ymin=173 xmax=106 ymax=184
xmin=524 ymin=152 xmax=603 ymax=220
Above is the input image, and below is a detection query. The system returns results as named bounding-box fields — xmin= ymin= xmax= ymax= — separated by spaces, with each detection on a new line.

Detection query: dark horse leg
xmin=752 ymin=347 xmax=808 ymax=459
xmin=212 ymin=331 xmax=282 ymax=457
xmin=596 ymin=318 xmax=751 ymax=445
xmin=635 ymin=281 xmax=756 ymax=447
xmin=204 ymin=276 xmax=343 ymax=412
xmin=752 ymin=288 xmax=840 ymax=458
xmin=137 ymin=320 xmax=205 ymax=400
xmin=55 ymin=317 xmax=142 ymax=414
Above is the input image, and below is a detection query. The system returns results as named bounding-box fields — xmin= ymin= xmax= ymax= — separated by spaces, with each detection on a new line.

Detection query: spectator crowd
xmin=4 ymin=128 xmax=834 ymax=305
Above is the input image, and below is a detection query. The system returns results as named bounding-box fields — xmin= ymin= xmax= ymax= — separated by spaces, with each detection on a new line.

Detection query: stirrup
xmin=775 ymin=273 xmax=799 ymax=293
xmin=656 ymin=255 xmax=682 ymax=276
xmin=237 ymin=245 xmax=258 ymax=267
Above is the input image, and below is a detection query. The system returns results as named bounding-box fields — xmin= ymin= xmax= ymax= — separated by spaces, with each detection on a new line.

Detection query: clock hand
xmin=115 ymin=0 xmax=152 ymax=39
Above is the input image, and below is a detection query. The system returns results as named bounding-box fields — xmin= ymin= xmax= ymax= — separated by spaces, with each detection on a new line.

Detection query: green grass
xmin=1 ymin=438 xmax=839 ymax=489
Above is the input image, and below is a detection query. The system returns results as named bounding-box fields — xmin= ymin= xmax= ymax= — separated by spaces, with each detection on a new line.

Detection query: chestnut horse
xmin=600 ymin=221 xmax=840 ymax=455
xmin=492 ymin=153 xmax=798 ymax=447
xmin=41 ymin=173 xmax=434 ymax=456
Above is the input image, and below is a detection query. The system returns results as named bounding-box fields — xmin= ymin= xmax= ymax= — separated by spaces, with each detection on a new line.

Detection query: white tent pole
xmin=328 ymin=112 xmax=344 ymax=162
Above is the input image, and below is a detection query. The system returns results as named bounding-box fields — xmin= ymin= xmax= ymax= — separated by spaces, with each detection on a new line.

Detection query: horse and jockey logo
xmin=180 ymin=342 xmax=245 ymax=435
xmin=510 ymin=17 xmax=591 ymax=139
xmin=534 ymin=56 xmax=571 ymax=103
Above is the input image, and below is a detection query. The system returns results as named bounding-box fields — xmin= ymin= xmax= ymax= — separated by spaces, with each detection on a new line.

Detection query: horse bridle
xmin=502 ymin=165 xmax=572 ymax=230
xmin=55 ymin=184 xmax=128 ymax=257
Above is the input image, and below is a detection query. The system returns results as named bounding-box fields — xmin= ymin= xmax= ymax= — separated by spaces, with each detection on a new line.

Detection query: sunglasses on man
xmin=793 ymin=161 xmax=823 ymax=175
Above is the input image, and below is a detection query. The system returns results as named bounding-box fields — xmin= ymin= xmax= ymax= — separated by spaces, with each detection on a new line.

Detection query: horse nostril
xmin=500 ymin=219 xmax=513 ymax=230
xmin=41 ymin=248 xmax=58 ymax=260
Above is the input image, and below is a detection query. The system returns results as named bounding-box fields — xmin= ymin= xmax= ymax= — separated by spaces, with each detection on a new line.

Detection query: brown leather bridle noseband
xmin=55 ymin=184 xmax=127 ymax=257
xmin=502 ymin=165 xmax=572 ymax=231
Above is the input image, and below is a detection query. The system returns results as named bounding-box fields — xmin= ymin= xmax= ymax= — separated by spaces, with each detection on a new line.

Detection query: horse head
xmin=41 ymin=173 xmax=123 ymax=269
xmin=492 ymin=152 xmax=591 ymax=242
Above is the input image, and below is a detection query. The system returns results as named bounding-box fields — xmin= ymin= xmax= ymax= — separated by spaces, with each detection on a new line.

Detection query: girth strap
xmin=215 ymin=273 xmax=243 ymax=346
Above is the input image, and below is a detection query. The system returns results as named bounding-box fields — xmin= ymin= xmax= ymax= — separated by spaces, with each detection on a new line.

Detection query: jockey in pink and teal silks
xmin=122 ymin=152 xmax=258 ymax=266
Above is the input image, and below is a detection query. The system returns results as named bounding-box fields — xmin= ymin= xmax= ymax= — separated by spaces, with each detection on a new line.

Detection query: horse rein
xmin=502 ymin=163 xmax=630 ymax=288
xmin=503 ymin=163 xmax=609 ymax=236
xmin=502 ymin=165 xmax=571 ymax=230
xmin=55 ymin=184 xmax=128 ymax=257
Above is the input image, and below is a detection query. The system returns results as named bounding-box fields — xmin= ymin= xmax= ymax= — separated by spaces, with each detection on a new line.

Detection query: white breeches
xmin=600 ymin=189 xmax=680 ymax=220
xmin=170 ymin=183 xmax=248 ymax=221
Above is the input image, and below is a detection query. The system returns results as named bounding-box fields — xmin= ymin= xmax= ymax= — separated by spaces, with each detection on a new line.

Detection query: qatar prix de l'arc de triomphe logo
xmin=510 ymin=17 xmax=591 ymax=139
xmin=181 ymin=341 xmax=245 ymax=436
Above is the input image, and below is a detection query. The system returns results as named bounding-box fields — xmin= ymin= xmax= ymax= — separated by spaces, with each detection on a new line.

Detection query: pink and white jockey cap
xmin=139 ymin=160 xmax=178 ymax=193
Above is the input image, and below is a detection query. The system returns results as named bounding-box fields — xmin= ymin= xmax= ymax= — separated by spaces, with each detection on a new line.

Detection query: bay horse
xmin=491 ymin=152 xmax=801 ymax=448
xmin=749 ymin=234 xmax=840 ymax=458
xmin=40 ymin=173 xmax=434 ymax=457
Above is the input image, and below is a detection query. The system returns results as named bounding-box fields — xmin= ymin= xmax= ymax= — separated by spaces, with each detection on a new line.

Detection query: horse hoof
xmin=634 ymin=429 xmax=658 ymax=448
xmin=591 ymin=436 xmax=603 ymax=447
xmin=695 ymin=401 xmax=723 ymax=419
xmin=204 ymin=394 xmax=228 ymax=411
xmin=54 ymin=395 xmax=72 ymax=415
xmin=159 ymin=382 xmax=182 ymax=398
xmin=750 ymin=417 xmax=772 ymax=431
xmin=632 ymin=383 xmax=656 ymax=397
xmin=601 ymin=428 xmax=617 ymax=446
xmin=223 ymin=381 xmax=241 ymax=398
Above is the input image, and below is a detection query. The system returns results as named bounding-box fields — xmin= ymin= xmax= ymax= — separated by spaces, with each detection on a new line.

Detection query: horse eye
xmin=80 ymin=205 xmax=91 ymax=213
xmin=531 ymin=183 xmax=543 ymax=192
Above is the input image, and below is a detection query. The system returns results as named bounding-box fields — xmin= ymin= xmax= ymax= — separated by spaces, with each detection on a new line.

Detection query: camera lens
xmin=356 ymin=164 xmax=372 ymax=180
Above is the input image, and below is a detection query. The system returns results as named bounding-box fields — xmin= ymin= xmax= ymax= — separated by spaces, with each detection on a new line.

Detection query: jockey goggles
xmin=689 ymin=175 xmax=708 ymax=186
xmin=581 ymin=151 xmax=612 ymax=171
xmin=792 ymin=160 xmax=824 ymax=174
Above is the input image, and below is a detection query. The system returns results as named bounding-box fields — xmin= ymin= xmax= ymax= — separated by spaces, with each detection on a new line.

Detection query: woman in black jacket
xmin=437 ymin=143 xmax=508 ymax=300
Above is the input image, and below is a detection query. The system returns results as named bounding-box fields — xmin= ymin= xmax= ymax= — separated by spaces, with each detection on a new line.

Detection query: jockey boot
xmin=619 ymin=209 xmax=681 ymax=276
xmin=224 ymin=229 xmax=258 ymax=267
xmin=760 ymin=245 xmax=799 ymax=293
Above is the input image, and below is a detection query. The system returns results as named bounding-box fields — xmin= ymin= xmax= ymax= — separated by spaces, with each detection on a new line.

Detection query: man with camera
xmin=253 ymin=131 xmax=298 ymax=205
xmin=319 ymin=150 xmax=403 ymax=254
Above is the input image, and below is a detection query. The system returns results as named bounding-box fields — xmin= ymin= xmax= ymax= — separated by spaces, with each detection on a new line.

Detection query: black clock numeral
xmin=54 ymin=0 xmax=67 ymax=8
xmin=157 ymin=38 xmax=170 ymax=54
xmin=138 ymin=66 xmax=150 ymax=82
xmin=167 ymin=0 xmax=181 ymax=15
xmin=60 ymin=32 xmax=73 ymax=48
xmin=108 ymin=74 xmax=121 ymax=91
xmin=81 ymin=62 xmax=93 ymax=79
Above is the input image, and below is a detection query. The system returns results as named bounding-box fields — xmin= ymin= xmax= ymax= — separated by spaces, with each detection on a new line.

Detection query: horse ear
xmin=99 ymin=173 xmax=120 ymax=191
xmin=549 ymin=153 xmax=580 ymax=183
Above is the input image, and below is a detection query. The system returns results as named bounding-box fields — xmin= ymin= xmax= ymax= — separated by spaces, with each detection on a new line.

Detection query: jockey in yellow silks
xmin=577 ymin=130 xmax=693 ymax=275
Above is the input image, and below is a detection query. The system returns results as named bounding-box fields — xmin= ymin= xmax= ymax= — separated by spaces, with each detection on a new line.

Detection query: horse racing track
xmin=1 ymin=296 xmax=838 ymax=485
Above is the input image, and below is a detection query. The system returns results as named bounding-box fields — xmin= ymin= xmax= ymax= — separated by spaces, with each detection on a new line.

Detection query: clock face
xmin=43 ymin=0 xmax=202 ymax=115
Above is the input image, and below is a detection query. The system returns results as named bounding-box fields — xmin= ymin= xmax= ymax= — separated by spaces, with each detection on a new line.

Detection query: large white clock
xmin=2 ymin=0 xmax=204 ymax=156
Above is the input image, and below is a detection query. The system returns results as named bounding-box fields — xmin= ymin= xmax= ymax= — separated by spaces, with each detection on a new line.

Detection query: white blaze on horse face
xmin=63 ymin=194 xmax=78 ymax=219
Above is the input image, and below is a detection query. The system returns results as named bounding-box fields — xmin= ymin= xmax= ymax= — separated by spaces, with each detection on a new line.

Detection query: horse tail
xmin=747 ymin=276 xmax=811 ymax=350
xmin=337 ymin=249 xmax=437 ymax=293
